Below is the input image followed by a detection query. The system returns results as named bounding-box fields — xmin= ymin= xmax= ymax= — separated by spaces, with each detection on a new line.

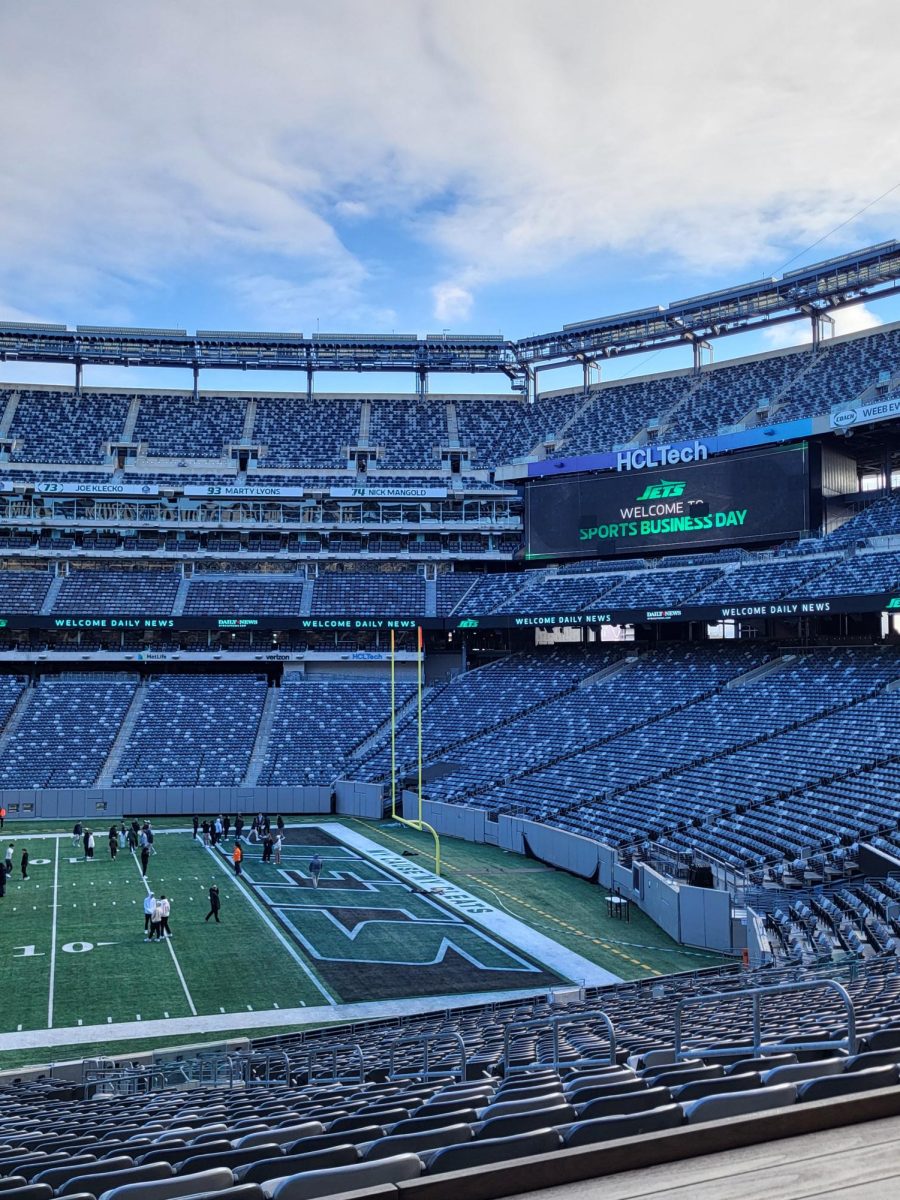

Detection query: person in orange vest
xmin=0 ymin=807 xmax=6 ymax=830
xmin=232 ymin=841 xmax=243 ymax=876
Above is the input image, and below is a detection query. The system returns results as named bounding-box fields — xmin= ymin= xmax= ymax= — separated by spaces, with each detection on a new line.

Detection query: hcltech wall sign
xmin=615 ymin=440 xmax=709 ymax=472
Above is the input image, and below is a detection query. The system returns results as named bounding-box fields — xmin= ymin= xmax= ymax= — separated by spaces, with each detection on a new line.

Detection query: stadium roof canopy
xmin=1 ymin=241 xmax=898 ymax=393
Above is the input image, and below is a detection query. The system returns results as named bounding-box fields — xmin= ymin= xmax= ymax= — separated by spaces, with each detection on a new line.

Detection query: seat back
xmin=562 ymin=1104 xmax=684 ymax=1149
xmin=761 ymin=1059 xmax=845 ymax=1086
xmin=265 ymin=1152 xmax=422 ymax=1200
xmin=177 ymin=1146 xmax=281 ymax=1176
xmin=423 ymin=1129 xmax=561 ymax=1175
xmin=796 ymin=1064 xmax=899 ymax=1102
xmin=98 ymin=1168 xmax=234 ymax=1200
xmin=233 ymin=1125 xmax=323 ymax=1150
xmin=236 ymin=1146 xmax=358 ymax=1185
xmin=576 ymin=1087 xmax=672 ymax=1121
xmin=362 ymin=1124 xmax=472 ymax=1161
xmin=57 ymin=1162 xmax=174 ymax=1197
xmin=682 ymin=1083 xmax=798 ymax=1124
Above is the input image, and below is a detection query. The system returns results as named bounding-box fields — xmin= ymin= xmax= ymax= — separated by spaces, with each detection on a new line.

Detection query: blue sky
xmin=1 ymin=0 xmax=899 ymax=396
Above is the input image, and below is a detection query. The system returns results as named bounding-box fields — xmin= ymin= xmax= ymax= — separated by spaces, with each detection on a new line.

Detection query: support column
xmin=417 ymin=368 xmax=428 ymax=398
xmin=192 ymin=364 xmax=200 ymax=399
xmin=74 ymin=359 xmax=83 ymax=395
xmin=307 ymin=368 xmax=314 ymax=402
xmin=811 ymin=310 xmax=835 ymax=349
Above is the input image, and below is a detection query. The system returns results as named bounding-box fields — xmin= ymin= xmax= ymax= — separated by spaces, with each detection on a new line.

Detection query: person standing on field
xmin=143 ymin=890 xmax=156 ymax=939
xmin=274 ymin=833 xmax=283 ymax=866
xmin=5 ymin=843 xmax=13 ymax=875
xmin=158 ymin=894 xmax=172 ymax=938
xmin=309 ymin=853 xmax=323 ymax=889
xmin=20 ymin=847 xmax=28 ymax=879
xmin=233 ymin=842 xmax=243 ymax=876
xmin=108 ymin=824 xmax=118 ymax=860
xmin=192 ymin=814 xmax=199 ymax=840
xmin=234 ymin=814 xmax=244 ymax=842
xmin=205 ymin=884 xmax=221 ymax=923
xmin=140 ymin=842 xmax=150 ymax=877
xmin=86 ymin=830 xmax=95 ymax=861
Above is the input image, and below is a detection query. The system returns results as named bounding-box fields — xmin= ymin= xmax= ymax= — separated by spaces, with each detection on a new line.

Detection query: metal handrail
xmin=501 ymin=1010 xmax=617 ymax=1075
xmin=84 ymin=1065 xmax=166 ymax=1096
xmin=387 ymin=1032 xmax=467 ymax=1082
xmin=295 ymin=1042 xmax=366 ymax=1086
xmin=673 ymin=977 xmax=857 ymax=1060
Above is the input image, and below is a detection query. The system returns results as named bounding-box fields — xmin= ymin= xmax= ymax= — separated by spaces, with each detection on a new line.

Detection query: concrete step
xmin=40 ymin=573 xmax=65 ymax=615
xmin=243 ymin=685 xmax=281 ymax=786
xmin=172 ymin=576 xmax=191 ymax=616
xmin=95 ymin=682 xmax=149 ymax=787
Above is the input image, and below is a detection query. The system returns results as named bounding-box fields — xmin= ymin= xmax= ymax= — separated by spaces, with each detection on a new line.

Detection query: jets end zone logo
xmin=636 ymin=479 xmax=686 ymax=501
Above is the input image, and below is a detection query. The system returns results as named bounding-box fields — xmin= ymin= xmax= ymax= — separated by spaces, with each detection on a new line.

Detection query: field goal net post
xmin=389 ymin=626 xmax=441 ymax=875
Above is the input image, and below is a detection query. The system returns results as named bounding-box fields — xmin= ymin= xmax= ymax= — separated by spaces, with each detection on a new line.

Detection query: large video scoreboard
xmin=525 ymin=442 xmax=809 ymax=559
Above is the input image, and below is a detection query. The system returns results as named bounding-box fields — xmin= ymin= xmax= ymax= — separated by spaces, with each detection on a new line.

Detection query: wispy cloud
xmin=1 ymin=0 xmax=898 ymax=331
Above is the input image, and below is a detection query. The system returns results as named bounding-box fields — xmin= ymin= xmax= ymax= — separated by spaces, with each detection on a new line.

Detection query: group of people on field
xmin=72 ymin=818 xmax=157 ymax=875
xmin=190 ymin=812 xmax=287 ymax=876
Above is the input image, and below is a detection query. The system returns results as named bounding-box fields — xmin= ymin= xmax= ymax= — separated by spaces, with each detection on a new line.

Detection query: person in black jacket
xmin=192 ymin=815 xmax=199 ymax=840
xmin=205 ymin=884 xmax=221 ymax=923
xmin=20 ymin=848 xmax=28 ymax=879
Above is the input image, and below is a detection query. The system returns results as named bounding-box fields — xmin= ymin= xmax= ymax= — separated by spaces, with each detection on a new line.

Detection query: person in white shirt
xmin=158 ymin=894 xmax=172 ymax=938
xmin=274 ymin=834 xmax=284 ymax=866
xmin=143 ymin=891 xmax=156 ymax=941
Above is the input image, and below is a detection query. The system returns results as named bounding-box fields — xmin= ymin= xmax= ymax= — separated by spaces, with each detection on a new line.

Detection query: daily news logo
xmin=635 ymin=479 xmax=686 ymax=502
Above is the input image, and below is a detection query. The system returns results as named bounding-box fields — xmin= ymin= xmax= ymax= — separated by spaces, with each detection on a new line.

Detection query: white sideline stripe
xmin=203 ymin=845 xmax=335 ymax=1005
xmin=0 ymin=987 xmax=549 ymax=1053
xmin=48 ymin=836 xmax=60 ymax=1029
xmin=132 ymin=850 xmax=197 ymax=1017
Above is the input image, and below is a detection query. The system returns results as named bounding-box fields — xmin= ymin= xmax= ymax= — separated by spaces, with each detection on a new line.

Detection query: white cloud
xmin=0 ymin=1 xmax=899 ymax=327
xmin=334 ymin=200 xmax=371 ymax=221
xmin=431 ymin=283 xmax=473 ymax=324
xmin=763 ymin=303 xmax=882 ymax=349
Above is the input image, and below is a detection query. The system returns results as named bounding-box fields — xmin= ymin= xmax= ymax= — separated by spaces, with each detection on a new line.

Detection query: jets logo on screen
xmin=635 ymin=479 xmax=686 ymax=501
xmin=887 ymin=598 xmax=900 ymax=610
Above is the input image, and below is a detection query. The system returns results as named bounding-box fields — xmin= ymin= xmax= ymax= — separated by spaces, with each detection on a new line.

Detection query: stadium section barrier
xmin=403 ymin=793 xmax=737 ymax=955
xmin=334 ymin=778 xmax=386 ymax=818
xmin=0 ymin=783 xmax=331 ymax=819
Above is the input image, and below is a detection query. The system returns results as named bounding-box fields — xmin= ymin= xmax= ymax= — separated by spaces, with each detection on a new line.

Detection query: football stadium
xmin=3 ymin=3 xmax=900 ymax=1197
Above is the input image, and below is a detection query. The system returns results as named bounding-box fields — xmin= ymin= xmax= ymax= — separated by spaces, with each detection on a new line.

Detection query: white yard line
xmin=47 ymin=836 xmax=60 ymax=1029
xmin=204 ymin=845 xmax=335 ymax=1005
xmin=131 ymin=850 xmax=197 ymax=1017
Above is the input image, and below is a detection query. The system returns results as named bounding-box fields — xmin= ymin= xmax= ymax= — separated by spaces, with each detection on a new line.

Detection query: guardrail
xmin=501 ymin=1010 xmax=617 ymax=1075
xmin=673 ymin=978 xmax=857 ymax=1060
xmin=388 ymin=1032 xmax=467 ymax=1082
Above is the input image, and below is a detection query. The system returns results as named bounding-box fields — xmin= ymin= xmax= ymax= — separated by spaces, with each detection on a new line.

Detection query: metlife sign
xmin=829 ymin=393 xmax=900 ymax=430
xmin=525 ymin=442 xmax=809 ymax=559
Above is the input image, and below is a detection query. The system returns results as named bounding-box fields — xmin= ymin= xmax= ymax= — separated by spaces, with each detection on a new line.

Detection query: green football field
xmin=0 ymin=817 xmax=726 ymax=1069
